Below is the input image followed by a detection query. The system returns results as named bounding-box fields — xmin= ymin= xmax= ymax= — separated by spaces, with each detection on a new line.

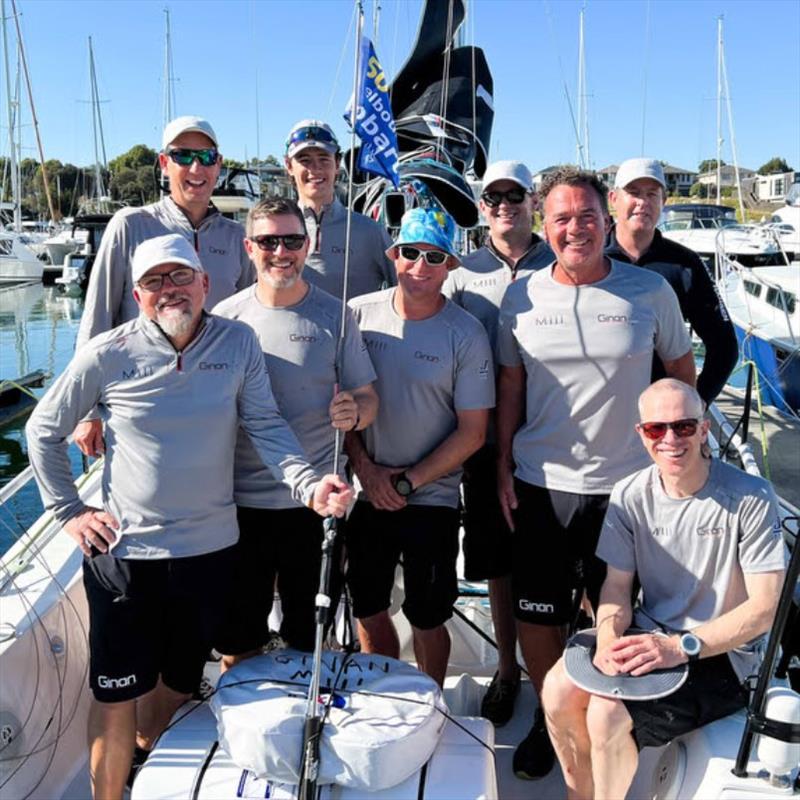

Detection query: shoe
xmin=480 ymin=669 xmax=520 ymax=726
xmin=513 ymin=707 xmax=555 ymax=780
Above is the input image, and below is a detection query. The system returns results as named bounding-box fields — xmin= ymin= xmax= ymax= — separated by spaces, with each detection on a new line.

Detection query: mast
xmin=10 ymin=0 xmax=57 ymax=222
xmin=1 ymin=0 xmax=21 ymax=231
xmin=576 ymin=6 xmax=589 ymax=169
xmin=88 ymin=36 xmax=107 ymax=201
xmin=718 ymin=17 xmax=746 ymax=221
xmin=162 ymin=8 xmax=176 ymax=127
xmin=715 ymin=16 xmax=723 ymax=205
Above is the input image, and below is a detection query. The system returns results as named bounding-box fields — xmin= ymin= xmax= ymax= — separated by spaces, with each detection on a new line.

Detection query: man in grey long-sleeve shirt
xmin=284 ymin=119 xmax=395 ymax=299
xmin=27 ymin=234 xmax=351 ymax=800
xmin=74 ymin=115 xmax=254 ymax=458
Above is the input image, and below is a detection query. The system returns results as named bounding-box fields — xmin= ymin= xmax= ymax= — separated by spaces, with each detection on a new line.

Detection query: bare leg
xmin=488 ymin=576 xmax=519 ymax=681
xmin=88 ymin=698 xmax=135 ymax=800
xmin=357 ymin=610 xmax=400 ymax=659
xmin=135 ymin=678 xmax=191 ymax=751
xmin=219 ymin=649 xmax=260 ymax=675
xmin=586 ymin=696 xmax=638 ymax=799
xmin=541 ymin=659 xmax=593 ymax=800
xmin=412 ymin=624 xmax=451 ymax=687
xmin=516 ymin=620 xmax=565 ymax=696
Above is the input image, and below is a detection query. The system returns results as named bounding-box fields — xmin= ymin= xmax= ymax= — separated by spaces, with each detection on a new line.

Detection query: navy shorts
xmin=214 ymin=506 xmax=340 ymax=654
xmin=83 ymin=546 xmax=236 ymax=703
xmin=345 ymin=501 xmax=459 ymax=630
xmin=511 ymin=479 xmax=608 ymax=625
xmin=623 ymin=654 xmax=749 ymax=749
xmin=461 ymin=445 xmax=513 ymax=581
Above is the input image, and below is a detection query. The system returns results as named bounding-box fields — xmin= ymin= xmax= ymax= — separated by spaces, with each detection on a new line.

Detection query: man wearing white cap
xmin=443 ymin=160 xmax=553 ymax=726
xmin=606 ymin=157 xmax=737 ymax=405
xmin=27 ymin=234 xmax=352 ymax=800
xmin=346 ymin=208 xmax=494 ymax=687
xmin=74 ymin=115 xmax=254 ymax=458
xmin=284 ymin=119 xmax=395 ymax=299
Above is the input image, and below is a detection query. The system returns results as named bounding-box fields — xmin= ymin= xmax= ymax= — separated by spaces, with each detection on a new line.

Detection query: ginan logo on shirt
xmin=597 ymin=313 xmax=629 ymax=323
xmin=414 ymin=350 xmax=440 ymax=363
xmin=289 ymin=334 xmax=317 ymax=343
xmin=199 ymin=361 xmax=229 ymax=370
xmin=697 ymin=526 xmax=725 ymax=537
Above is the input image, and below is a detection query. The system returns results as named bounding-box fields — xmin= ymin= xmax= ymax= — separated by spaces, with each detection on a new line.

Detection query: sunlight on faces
xmin=245 ymin=214 xmax=309 ymax=290
xmin=159 ymin=131 xmax=221 ymax=211
xmin=637 ymin=380 xmax=708 ymax=477
xmin=284 ymin=148 xmax=339 ymax=206
xmin=543 ymin=184 xmax=609 ymax=274
xmin=609 ymin=178 xmax=665 ymax=236
xmin=479 ymin=179 xmax=536 ymax=240
xmin=134 ymin=262 xmax=208 ymax=339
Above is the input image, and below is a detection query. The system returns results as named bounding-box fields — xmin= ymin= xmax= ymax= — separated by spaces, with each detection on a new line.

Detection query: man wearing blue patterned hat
xmin=345 ymin=208 xmax=495 ymax=686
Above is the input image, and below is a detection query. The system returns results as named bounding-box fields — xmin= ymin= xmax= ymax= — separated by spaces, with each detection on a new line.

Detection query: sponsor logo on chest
xmin=121 ymin=365 xmax=154 ymax=381
xmin=199 ymin=361 xmax=230 ymax=370
xmin=289 ymin=333 xmax=318 ymax=343
xmin=534 ymin=314 xmax=566 ymax=326
xmin=414 ymin=350 xmax=440 ymax=363
xmin=597 ymin=313 xmax=629 ymax=323
xmin=208 ymin=245 xmax=227 ymax=256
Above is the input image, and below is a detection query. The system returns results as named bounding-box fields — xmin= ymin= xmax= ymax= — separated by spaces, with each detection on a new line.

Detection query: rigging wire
xmin=639 ymin=0 xmax=651 ymax=156
xmin=325 ymin=2 xmax=358 ymax=118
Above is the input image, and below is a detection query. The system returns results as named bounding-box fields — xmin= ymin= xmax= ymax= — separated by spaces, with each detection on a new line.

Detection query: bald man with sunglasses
xmin=74 ymin=115 xmax=254 ymax=458
xmin=541 ymin=379 xmax=785 ymax=800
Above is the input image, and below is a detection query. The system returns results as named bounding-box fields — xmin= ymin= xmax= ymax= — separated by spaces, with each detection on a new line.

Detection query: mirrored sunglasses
xmin=166 ymin=148 xmax=219 ymax=167
xmin=481 ymin=187 xmax=527 ymax=207
xmin=287 ymin=126 xmax=338 ymax=147
xmin=137 ymin=267 xmax=197 ymax=292
xmin=248 ymin=234 xmax=307 ymax=252
xmin=398 ymin=245 xmax=449 ymax=266
xmin=639 ymin=418 xmax=700 ymax=441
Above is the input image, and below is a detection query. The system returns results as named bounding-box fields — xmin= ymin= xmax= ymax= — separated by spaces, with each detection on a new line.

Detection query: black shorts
xmin=215 ymin=506 xmax=340 ymax=654
xmin=83 ymin=546 xmax=236 ymax=703
xmin=461 ymin=445 xmax=513 ymax=581
xmin=511 ymin=480 xmax=608 ymax=625
xmin=345 ymin=501 xmax=459 ymax=630
xmin=623 ymin=654 xmax=749 ymax=749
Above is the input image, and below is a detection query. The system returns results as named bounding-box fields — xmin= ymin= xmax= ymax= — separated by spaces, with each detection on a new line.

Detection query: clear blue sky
xmin=4 ymin=0 xmax=799 ymax=176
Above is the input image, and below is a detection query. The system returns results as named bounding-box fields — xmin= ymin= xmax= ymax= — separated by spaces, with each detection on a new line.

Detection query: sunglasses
xmin=248 ymin=234 xmax=307 ymax=252
xmin=137 ymin=267 xmax=197 ymax=292
xmin=166 ymin=148 xmax=219 ymax=167
xmin=481 ymin=187 xmax=528 ymax=207
xmin=638 ymin=418 xmax=700 ymax=440
xmin=398 ymin=245 xmax=449 ymax=266
xmin=286 ymin=126 xmax=338 ymax=148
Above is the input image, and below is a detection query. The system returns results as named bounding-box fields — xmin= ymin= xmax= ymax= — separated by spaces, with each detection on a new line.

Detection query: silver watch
xmin=679 ymin=632 xmax=702 ymax=662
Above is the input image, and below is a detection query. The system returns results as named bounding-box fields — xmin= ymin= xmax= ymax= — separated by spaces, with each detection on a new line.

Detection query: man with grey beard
xmin=212 ymin=197 xmax=378 ymax=664
xmin=26 ymin=234 xmax=352 ymax=800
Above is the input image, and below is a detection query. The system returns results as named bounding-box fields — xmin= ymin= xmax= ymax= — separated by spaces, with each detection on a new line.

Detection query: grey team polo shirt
xmin=349 ymin=288 xmax=495 ymax=508
xmin=598 ymin=458 xmax=786 ymax=682
xmin=497 ymin=259 xmax=692 ymax=495
xmin=213 ymin=283 xmax=376 ymax=509
xmin=443 ymin=235 xmax=553 ymax=352
xmin=26 ymin=314 xmax=319 ymax=559
xmin=301 ymin=198 xmax=395 ymax=300
xmin=78 ymin=196 xmax=253 ymax=348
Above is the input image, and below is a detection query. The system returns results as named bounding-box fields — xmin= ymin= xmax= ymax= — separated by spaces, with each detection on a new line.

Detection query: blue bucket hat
xmin=390 ymin=208 xmax=461 ymax=265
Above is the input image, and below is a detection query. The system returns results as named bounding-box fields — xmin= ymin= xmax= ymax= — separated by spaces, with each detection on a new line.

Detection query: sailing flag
xmin=345 ymin=36 xmax=401 ymax=189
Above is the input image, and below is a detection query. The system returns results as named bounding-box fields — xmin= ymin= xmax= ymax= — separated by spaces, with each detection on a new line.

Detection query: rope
xmin=0 ymin=379 xmax=39 ymax=401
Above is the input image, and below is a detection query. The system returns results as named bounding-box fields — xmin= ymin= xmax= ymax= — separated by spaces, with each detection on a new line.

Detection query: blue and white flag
xmin=345 ymin=36 xmax=400 ymax=189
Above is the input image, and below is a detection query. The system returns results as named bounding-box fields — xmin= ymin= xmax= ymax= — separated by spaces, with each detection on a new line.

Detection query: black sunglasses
xmin=166 ymin=148 xmax=219 ymax=167
xmin=638 ymin=418 xmax=700 ymax=441
xmin=248 ymin=234 xmax=307 ymax=252
xmin=398 ymin=245 xmax=449 ymax=266
xmin=137 ymin=267 xmax=197 ymax=292
xmin=481 ymin=187 xmax=528 ymax=207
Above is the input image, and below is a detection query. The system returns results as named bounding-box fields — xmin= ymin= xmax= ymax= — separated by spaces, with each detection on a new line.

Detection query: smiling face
xmin=284 ymin=147 xmax=339 ymax=207
xmin=637 ymin=384 xmax=709 ymax=479
xmin=159 ymin=131 xmax=221 ymax=217
xmin=543 ymin=183 xmax=609 ymax=278
xmin=609 ymin=177 xmax=665 ymax=237
xmin=479 ymin=179 xmax=536 ymax=241
xmin=133 ymin=261 xmax=208 ymax=342
xmin=245 ymin=213 xmax=309 ymax=291
xmin=392 ymin=243 xmax=454 ymax=305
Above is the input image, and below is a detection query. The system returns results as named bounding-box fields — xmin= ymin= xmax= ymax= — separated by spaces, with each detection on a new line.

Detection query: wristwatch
xmin=392 ymin=471 xmax=415 ymax=497
xmin=679 ymin=632 xmax=702 ymax=662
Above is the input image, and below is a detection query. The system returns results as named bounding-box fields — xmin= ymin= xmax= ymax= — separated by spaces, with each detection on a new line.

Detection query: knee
xmin=542 ymin=659 xmax=585 ymax=723
xmin=585 ymin=696 xmax=632 ymax=748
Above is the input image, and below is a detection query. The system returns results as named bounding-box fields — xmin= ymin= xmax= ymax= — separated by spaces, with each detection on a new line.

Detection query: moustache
xmin=155 ymin=293 xmax=191 ymax=310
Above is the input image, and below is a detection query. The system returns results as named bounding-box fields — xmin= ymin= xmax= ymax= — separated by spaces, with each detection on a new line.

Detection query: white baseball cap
xmin=161 ymin=116 xmax=218 ymax=150
xmin=132 ymin=234 xmax=203 ymax=283
xmin=481 ymin=160 xmax=533 ymax=193
xmin=614 ymin=158 xmax=667 ymax=191
xmin=285 ymin=119 xmax=340 ymax=159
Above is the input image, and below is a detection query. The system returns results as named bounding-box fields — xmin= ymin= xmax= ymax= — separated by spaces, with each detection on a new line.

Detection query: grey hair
xmin=638 ymin=378 xmax=705 ymax=420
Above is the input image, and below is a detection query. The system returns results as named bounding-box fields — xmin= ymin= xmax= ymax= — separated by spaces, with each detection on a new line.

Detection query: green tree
xmin=697 ymin=158 xmax=726 ymax=174
xmin=109 ymin=144 xmax=158 ymax=173
xmin=757 ymin=157 xmax=793 ymax=175
xmin=689 ymin=182 xmax=707 ymax=198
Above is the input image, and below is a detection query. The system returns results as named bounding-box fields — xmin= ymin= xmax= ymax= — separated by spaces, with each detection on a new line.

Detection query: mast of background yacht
xmin=87 ymin=36 xmax=109 ymax=204
xmin=1 ymin=0 xmax=22 ymax=231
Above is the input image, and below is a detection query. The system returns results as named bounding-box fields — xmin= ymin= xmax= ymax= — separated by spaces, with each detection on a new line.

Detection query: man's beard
xmin=155 ymin=293 xmax=196 ymax=339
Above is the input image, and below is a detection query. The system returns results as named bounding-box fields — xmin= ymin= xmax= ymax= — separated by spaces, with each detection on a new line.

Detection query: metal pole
xmin=715 ymin=16 xmax=723 ymax=206
xmin=298 ymin=5 xmax=363 ymax=799
xmin=2 ymin=0 xmax=21 ymax=231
